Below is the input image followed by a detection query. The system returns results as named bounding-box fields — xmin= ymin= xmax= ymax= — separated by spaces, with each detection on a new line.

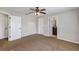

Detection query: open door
xmin=8 ymin=16 xmax=21 ymax=41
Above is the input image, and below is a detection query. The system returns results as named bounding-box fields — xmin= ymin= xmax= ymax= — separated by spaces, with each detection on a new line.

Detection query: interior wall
xmin=54 ymin=9 xmax=79 ymax=44
xmin=0 ymin=13 xmax=8 ymax=39
xmin=21 ymin=15 xmax=37 ymax=37
xmin=37 ymin=17 xmax=49 ymax=36
xmin=37 ymin=16 xmax=58 ymax=37
xmin=38 ymin=9 xmax=79 ymax=44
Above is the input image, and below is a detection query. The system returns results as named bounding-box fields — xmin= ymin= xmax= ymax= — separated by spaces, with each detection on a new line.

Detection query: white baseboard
xmin=58 ymin=37 xmax=79 ymax=44
xmin=0 ymin=37 xmax=8 ymax=40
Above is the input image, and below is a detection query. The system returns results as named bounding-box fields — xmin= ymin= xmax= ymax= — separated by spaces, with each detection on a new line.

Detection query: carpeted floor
xmin=0 ymin=34 xmax=79 ymax=51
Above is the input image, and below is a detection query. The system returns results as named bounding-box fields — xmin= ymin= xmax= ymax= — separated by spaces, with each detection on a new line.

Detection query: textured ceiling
xmin=0 ymin=7 xmax=78 ymax=16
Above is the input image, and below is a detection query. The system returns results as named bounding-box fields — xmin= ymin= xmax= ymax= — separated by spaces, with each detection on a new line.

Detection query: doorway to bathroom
xmin=49 ymin=16 xmax=58 ymax=38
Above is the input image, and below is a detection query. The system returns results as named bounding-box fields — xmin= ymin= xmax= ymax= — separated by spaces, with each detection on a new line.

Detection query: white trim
xmin=58 ymin=37 xmax=79 ymax=44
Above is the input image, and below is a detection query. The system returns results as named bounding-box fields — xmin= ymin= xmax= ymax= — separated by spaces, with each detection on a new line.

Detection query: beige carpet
xmin=0 ymin=34 xmax=79 ymax=51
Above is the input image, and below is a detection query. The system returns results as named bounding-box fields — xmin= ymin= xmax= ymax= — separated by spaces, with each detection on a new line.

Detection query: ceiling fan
xmin=26 ymin=7 xmax=46 ymax=16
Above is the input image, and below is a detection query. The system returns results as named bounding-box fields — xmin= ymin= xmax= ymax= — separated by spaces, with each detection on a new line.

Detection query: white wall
xmin=0 ymin=13 xmax=8 ymax=39
xmin=38 ymin=9 xmax=79 ymax=44
xmin=54 ymin=9 xmax=79 ymax=44
xmin=21 ymin=15 xmax=37 ymax=37
xmin=37 ymin=17 xmax=49 ymax=36
xmin=37 ymin=16 xmax=58 ymax=37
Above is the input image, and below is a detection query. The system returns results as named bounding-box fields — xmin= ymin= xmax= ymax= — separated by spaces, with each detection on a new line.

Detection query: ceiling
xmin=0 ymin=7 xmax=78 ymax=16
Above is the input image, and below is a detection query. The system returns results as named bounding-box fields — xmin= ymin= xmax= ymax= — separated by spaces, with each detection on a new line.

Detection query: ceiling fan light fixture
xmin=26 ymin=7 xmax=46 ymax=16
xmin=35 ymin=12 xmax=41 ymax=16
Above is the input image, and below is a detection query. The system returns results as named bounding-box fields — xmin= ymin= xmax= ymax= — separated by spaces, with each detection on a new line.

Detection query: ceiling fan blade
xmin=40 ymin=12 xmax=46 ymax=14
xmin=40 ymin=9 xmax=46 ymax=11
xmin=25 ymin=12 xmax=34 ymax=15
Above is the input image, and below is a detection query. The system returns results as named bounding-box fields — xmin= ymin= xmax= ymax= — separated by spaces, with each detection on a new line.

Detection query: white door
xmin=8 ymin=16 xmax=21 ymax=41
xmin=38 ymin=18 xmax=44 ymax=34
xmin=0 ymin=14 xmax=8 ymax=39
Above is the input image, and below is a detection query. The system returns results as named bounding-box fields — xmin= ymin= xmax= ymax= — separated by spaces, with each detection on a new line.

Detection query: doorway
xmin=52 ymin=19 xmax=57 ymax=38
xmin=0 ymin=13 xmax=22 ymax=41
xmin=50 ymin=16 xmax=58 ymax=38
xmin=0 ymin=13 xmax=8 ymax=40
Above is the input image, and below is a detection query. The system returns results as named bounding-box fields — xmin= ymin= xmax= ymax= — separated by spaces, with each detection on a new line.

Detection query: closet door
xmin=8 ymin=16 xmax=21 ymax=41
xmin=0 ymin=14 xmax=8 ymax=39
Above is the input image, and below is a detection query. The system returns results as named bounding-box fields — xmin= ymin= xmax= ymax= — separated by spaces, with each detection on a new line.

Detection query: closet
xmin=0 ymin=13 xmax=8 ymax=39
xmin=0 ymin=13 xmax=21 ymax=41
